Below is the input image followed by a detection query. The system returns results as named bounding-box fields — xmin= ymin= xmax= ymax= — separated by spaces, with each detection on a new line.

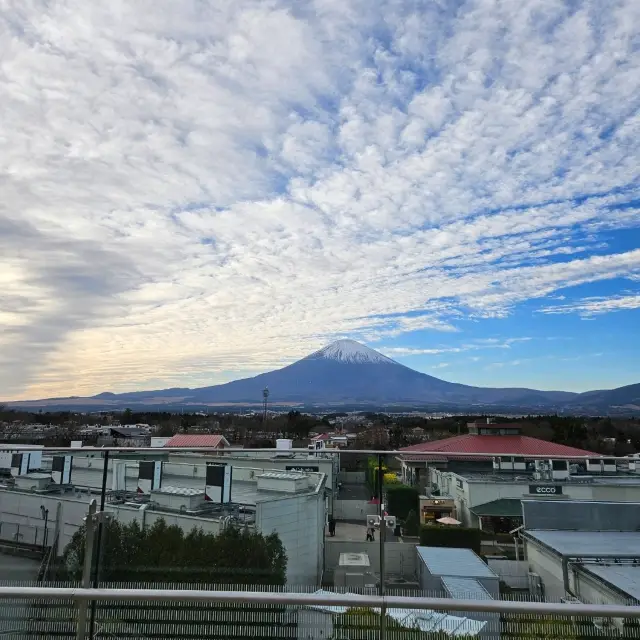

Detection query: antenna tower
xmin=262 ymin=387 xmax=269 ymax=423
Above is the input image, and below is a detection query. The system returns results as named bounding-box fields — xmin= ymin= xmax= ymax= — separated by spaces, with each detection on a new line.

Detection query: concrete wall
xmin=523 ymin=500 xmax=640 ymax=532
xmin=257 ymin=492 xmax=325 ymax=586
xmin=486 ymin=558 xmax=529 ymax=589
xmin=323 ymin=541 xmax=417 ymax=583
xmin=296 ymin=609 xmax=334 ymax=640
xmin=524 ymin=540 xmax=567 ymax=601
xmin=571 ymin=566 xmax=632 ymax=606
xmin=332 ymin=500 xmax=376 ymax=521
xmin=0 ymin=489 xmax=90 ymax=555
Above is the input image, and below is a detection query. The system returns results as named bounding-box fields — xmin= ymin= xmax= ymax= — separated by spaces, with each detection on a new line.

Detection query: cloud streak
xmin=0 ymin=0 xmax=639 ymax=398
xmin=539 ymin=294 xmax=640 ymax=317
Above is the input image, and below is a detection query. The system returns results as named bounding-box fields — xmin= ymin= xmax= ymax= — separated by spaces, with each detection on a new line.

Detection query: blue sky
xmin=0 ymin=0 xmax=639 ymax=399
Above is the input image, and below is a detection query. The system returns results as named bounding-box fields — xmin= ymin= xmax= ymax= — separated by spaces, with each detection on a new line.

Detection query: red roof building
xmin=399 ymin=434 xmax=596 ymax=462
xmin=163 ymin=434 xmax=230 ymax=449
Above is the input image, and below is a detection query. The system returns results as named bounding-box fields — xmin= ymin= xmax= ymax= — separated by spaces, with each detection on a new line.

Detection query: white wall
xmin=256 ymin=492 xmax=325 ymax=586
xmin=323 ymin=541 xmax=417 ymax=584
xmin=332 ymin=500 xmax=375 ymax=521
xmin=524 ymin=540 xmax=567 ymax=601
xmin=0 ymin=489 xmax=90 ymax=555
xmin=486 ymin=558 xmax=529 ymax=590
xmin=296 ymin=609 xmax=334 ymax=640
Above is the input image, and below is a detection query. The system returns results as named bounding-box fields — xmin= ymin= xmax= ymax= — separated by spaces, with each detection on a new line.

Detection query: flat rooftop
xmin=417 ymin=546 xmax=497 ymax=579
xmin=525 ymin=530 xmax=640 ymax=557
xmin=52 ymin=465 xmax=323 ymax=507
xmin=580 ymin=564 xmax=640 ymax=602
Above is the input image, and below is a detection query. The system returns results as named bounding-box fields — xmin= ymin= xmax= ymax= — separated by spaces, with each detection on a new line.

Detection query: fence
xmin=0 ymin=520 xmax=50 ymax=547
xmin=2 ymin=583 xmax=640 ymax=640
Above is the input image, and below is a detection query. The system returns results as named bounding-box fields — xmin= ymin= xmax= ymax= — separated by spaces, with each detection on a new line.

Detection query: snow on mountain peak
xmin=307 ymin=339 xmax=396 ymax=365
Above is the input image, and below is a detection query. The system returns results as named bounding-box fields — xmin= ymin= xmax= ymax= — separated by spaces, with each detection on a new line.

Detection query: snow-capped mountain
xmin=10 ymin=338 xmax=614 ymax=411
xmin=305 ymin=339 xmax=396 ymax=365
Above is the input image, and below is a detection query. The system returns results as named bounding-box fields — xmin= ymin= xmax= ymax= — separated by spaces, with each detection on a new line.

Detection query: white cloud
xmin=0 ymin=0 xmax=639 ymax=398
xmin=539 ymin=294 xmax=640 ymax=317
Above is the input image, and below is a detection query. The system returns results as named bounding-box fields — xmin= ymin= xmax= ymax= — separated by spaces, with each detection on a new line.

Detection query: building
xmin=163 ymin=434 xmax=230 ymax=449
xmin=396 ymin=422 xmax=640 ymax=528
xmin=97 ymin=427 xmax=151 ymax=447
xmin=416 ymin=546 xmax=499 ymax=637
xmin=296 ymin=588 xmax=487 ymax=640
xmin=0 ymin=451 xmax=327 ymax=585
xmin=523 ymin=500 xmax=640 ymax=610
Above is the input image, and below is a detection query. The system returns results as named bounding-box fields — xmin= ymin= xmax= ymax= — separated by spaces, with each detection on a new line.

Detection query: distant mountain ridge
xmin=6 ymin=339 xmax=639 ymax=415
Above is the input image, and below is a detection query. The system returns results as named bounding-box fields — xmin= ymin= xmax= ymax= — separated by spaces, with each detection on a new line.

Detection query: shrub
xmin=419 ymin=525 xmax=482 ymax=554
xmin=386 ymin=485 xmax=419 ymax=520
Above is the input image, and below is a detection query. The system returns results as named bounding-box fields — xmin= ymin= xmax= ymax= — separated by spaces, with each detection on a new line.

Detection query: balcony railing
xmin=1 ymin=585 xmax=640 ymax=639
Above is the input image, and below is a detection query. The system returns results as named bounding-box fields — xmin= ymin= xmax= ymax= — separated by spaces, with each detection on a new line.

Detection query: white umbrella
xmin=436 ymin=516 xmax=461 ymax=525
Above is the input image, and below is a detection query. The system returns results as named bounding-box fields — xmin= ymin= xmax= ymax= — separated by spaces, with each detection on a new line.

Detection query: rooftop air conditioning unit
xmin=603 ymin=458 xmax=616 ymax=474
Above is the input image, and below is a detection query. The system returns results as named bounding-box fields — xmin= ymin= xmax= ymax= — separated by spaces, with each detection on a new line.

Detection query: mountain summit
xmin=8 ymin=339 xmax=638 ymax=413
xmin=305 ymin=339 xmax=396 ymax=365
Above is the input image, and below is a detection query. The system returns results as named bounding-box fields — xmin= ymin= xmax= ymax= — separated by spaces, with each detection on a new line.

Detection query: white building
xmin=0 ymin=451 xmax=327 ymax=585
xmin=523 ymin=500 xmax=640 ymax=609
xmin=398 ymin=423 xmax=640 ymax=531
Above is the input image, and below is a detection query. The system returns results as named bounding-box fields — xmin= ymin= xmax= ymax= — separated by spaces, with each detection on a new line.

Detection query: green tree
xmin=386 ymin=485 xmax=419 ymax=520
xmin=61 ymin=517 xmax=287 ymax=586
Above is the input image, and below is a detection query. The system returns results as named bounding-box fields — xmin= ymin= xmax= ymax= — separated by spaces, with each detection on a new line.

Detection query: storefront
xmin=470 ymin=498 xmax=523 ymax=534
xmin=419 ymin=496 xmax=456 ymax=525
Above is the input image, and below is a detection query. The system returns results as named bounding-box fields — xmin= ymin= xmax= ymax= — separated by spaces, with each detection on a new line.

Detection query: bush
xmin=403 ymin=509 xmax=420 ymax=536
xmin=61 ymin=517 xmax=287 ymax=585
xmin=419 ymin=525 xmax=482 ymax=554
xmin=386 ymin=485 xmax=419 ymax=520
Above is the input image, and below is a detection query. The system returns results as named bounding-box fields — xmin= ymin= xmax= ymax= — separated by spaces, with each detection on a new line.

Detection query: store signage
xmin=529 ymin=484 xmax=562 ymax=495
xmin=456 ymin=479 xmax=463 ymax=490
xmin=286 ymin=465 xmax=319 ymax=473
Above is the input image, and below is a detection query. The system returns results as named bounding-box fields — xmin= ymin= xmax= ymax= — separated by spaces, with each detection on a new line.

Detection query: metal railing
xmin=1 ymin=586 xmax=640 ymax=639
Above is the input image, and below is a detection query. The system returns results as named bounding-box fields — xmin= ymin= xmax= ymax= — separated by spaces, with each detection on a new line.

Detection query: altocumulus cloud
xmin=1 ymin=0 xmax=639 ymax=398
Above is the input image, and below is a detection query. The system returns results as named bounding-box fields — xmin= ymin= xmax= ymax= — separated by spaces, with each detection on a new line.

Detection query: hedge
xmin=419 ymin=525 xmax=482 ymax=554
xmin=386 ymin=485 xmax=419 ymax=521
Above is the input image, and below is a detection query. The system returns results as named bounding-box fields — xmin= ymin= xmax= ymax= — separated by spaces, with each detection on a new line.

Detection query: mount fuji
xmin=15 ymin=338 xmax=633 ymax=411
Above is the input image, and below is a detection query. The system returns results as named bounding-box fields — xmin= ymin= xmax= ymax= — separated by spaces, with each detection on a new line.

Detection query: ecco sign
xmin=529 ymin=484 xmax=562 ymax=495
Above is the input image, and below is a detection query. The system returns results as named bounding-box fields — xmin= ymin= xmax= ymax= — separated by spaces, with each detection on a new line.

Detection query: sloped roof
xmin=163 ymin=434 xmax=229 ymax=448
xmin=470 ymin=498 xmax=523 ymax=518
xmin=399 ymin=434 xmax=596 ymax=461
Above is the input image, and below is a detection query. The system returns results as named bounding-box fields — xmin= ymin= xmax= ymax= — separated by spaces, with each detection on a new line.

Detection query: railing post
xmin=377 ymin=453 xmax=386 ymax=640
xmin=76 ymin=499 xmax=97 ymax=640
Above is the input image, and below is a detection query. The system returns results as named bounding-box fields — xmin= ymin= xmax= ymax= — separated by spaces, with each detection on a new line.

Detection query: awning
xmin=470 ymin=498 xmax=523 ymax=518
